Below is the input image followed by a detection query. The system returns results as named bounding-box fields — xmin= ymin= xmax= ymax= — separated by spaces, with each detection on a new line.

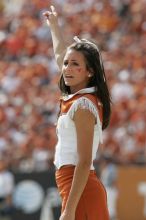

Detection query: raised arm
xmin=43 ymin=6 xmax=67 ymax=70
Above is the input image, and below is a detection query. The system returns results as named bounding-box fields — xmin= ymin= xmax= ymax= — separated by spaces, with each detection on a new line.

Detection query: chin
xmin=65 ymin=82 xmax=72 ymax=86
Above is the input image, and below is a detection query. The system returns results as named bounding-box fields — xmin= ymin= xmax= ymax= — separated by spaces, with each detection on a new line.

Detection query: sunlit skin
xmin=62 ymin=49 xmax=91 ymax=93
xmin=43 ymin=6 xmax=111 ymax=220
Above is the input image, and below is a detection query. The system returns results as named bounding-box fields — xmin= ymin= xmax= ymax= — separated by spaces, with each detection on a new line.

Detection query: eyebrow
xmin=64 ymin=59 xmax=78 ymax=61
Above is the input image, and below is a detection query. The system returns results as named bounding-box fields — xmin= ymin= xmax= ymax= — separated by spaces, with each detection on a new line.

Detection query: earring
xmin=88 ymin=74 xmax=92 ymax=77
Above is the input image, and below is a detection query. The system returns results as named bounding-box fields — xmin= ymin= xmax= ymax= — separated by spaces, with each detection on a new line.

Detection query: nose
xmin=64 ymin=63 xmax=72 ymax=72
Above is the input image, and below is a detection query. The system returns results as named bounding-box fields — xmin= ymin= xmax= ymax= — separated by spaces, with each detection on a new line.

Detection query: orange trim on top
xmin=60 ymin=94 xmax=103 ymax=123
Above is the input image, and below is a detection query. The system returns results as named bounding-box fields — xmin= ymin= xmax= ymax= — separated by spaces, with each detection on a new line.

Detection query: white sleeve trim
xmin=67 ymin=97 xmax=103 ymax=143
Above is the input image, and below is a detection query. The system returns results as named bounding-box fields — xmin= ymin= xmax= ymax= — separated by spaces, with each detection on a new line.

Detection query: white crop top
xmin=54 ymin=88 xmax=103 ymax=170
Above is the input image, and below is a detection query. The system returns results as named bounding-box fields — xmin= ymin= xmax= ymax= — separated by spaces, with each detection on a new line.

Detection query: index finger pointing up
xmin=50 ymin=5 xmax=57 ymax=14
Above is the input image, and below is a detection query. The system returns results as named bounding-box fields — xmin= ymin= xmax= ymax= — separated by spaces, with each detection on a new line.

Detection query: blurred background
xmin=0 ymin=0 xmax=146 ymax=220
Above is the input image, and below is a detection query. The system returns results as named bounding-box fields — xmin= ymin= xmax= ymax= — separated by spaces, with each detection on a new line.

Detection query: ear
xmin=86 ymin=65 xmax=94 ymax=78
xmin=88 ymin=68 xmax=94 ymax=77
xmin=88 ymin=67 xmax=94 ymax=75
xmin=88 ymin=74 xmax=92 ymax=78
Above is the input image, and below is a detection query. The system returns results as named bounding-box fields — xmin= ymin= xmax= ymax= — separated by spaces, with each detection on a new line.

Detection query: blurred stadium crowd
xmin=0 ymin=0 xmax=146 ymax=173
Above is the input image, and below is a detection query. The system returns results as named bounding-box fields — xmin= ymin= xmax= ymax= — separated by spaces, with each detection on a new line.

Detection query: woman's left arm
xmin=60 ymin=108 xmax=95 ymax=220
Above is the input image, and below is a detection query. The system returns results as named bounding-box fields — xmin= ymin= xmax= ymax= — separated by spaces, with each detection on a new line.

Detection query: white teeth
xmin=65 ymin=75 xmax=73 ymax=78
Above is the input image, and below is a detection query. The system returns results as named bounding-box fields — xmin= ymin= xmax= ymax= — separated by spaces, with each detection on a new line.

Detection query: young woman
xmin=43 ymin=6 xmax=111 ymax=220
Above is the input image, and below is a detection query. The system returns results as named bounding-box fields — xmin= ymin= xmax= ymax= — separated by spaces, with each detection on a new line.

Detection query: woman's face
xmin=62 ymin=49 xmax=91 ymax=93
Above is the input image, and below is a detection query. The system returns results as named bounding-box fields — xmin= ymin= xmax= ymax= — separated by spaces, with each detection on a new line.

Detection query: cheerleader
xmin=43 ymin=6 xmax=111 ymax=220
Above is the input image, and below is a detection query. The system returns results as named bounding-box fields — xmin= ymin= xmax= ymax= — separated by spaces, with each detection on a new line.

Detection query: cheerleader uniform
xmin=54 ymin=87 xmax=110 ymax=220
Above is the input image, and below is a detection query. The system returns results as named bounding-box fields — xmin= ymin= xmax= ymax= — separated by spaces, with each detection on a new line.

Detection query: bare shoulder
xmin=73 ymin=108 xmax=95 ymax=128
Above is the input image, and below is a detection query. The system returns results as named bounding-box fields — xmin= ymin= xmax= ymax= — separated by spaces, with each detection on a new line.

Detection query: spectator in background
xmin=0 ymin=158 xmax=14 ymax=219
xmin=100 ymin=157 xmax=118 ymax=220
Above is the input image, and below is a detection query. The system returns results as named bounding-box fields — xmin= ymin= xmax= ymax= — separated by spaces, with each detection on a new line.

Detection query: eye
xmin=63 ymin=60 xmax=79 ymax=66
xmin=63 ymin=60 xmax=69 ymax=67
xmin=72 ymin=62 xmax=79 ymax=66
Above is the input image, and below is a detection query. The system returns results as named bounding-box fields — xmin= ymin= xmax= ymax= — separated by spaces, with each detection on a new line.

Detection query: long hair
xmin=58 ymin=39 xmax=111 ymax=130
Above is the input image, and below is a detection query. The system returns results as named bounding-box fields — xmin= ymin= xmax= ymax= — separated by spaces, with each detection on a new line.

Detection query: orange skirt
xmin=55 ymin=166 xmax=110 ymax=220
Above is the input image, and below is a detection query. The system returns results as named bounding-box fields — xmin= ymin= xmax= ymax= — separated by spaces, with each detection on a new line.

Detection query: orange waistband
xmin=56 ymin=165 xmax=96 ymax=175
